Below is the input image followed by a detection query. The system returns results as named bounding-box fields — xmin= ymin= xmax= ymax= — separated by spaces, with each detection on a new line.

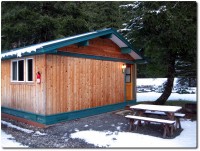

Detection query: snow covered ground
xmin=1 ymin=131 xmax=28 ymax=148
xmin=71 ymin=119 xmax=197 ymax=148
xmin=1 ymin=118 xmax=197 ymax=148
xmin=136 ymin=78 xmax=197 ymax=102
xmin=1 ymin=120 xmax=46 ymax=148
xmin=137 ymin=92 xmax=196 ymax=102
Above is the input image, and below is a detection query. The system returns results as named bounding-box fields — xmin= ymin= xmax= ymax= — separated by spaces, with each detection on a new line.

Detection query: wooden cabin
xmin=1 ymin=28 xmax=146 ymax=127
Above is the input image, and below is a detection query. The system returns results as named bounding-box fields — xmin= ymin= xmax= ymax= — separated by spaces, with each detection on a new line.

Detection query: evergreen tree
xmin=119 ymin=1 xmax=197 ymax=104
xmin=1 ymin=1 xmax=124 ymax=51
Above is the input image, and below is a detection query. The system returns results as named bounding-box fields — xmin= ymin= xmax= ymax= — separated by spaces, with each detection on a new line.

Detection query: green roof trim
xmin=1 ymin=28 xmax=146 ymax=63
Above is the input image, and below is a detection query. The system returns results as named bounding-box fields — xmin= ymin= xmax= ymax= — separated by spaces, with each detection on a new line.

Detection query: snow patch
xmin=149 ymin=5 xmax=167 ymax=14
xmin=137 ymin=78 xmax=168 ymax=86
xmin=116 ymin=126 xmax=121 ymax=131
xmin=74 ymin=128 xmax=79 ymax=132
xmin=70 ymin=120 xmax=196 ymax=148
xmin=137 ymin=92 xmax=196 ymax=102
xmin=1 ymin=121 xmax=34 ymax=134
xmin=33 ymin=131 xmax=47 ymax=136
xmin=1 ymin=130 xmax=28 ymax=148
xmin=1 ymin=31 xmax=98 ymax=58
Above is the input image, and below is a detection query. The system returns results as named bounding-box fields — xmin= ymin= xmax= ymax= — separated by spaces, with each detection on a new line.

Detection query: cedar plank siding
xmin=44 ymin=37 xmax=127 ymax=114
xmin=1 ymin=37 xmax=135 ymax=116
xmin=45 ymin=55 xmax=125 ymax=114
xmin=59 ymin=38 xmax=134 ymax=61
xmin=1 ymin=55 xmax=46 ymax=114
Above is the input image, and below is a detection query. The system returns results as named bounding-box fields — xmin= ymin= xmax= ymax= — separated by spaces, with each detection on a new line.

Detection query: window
xmin=11 ymin=58 xmax=33 ymax=82
xmin=26 ymin=58 xmax=33 ymax=82
xmin=125 ymin=65 xmax=131 ymax=83
xmin=12 ymin=61 xmax=17 ymax=81
xmin=18 ymin=60 xmax=24 ymax=81
xmin=11 ymin=60 xmax=24 ymax=82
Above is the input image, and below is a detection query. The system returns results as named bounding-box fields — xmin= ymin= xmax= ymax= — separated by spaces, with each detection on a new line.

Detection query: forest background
xmin=1 ymin=1 xmax=197 ymax=104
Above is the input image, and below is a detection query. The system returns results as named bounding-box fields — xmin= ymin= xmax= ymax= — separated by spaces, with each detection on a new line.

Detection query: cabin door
xmin=125 ymin=64 xmax=133 ymax=101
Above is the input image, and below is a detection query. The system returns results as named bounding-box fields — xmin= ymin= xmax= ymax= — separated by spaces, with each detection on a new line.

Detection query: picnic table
xmin=125 ymin=104 xmax=184 ymax=138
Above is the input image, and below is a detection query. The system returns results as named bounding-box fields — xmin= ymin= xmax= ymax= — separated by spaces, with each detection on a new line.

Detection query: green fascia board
xmin=121 ymin=47 xmax=132 ymax=54
xmin=100 ymin=33 xmax=113 ymax=39
xmin=1 ymin=49 xmax=57 ymax=60
xmin=1 ymin=100 xmax=136 ymax=125
xmin=77 ymin=40 xmax=89 ymax=47
xmin=41 ymin=29 xmax=114 ymax=52
xmin=56 ymin=51 xmax=137 ymax=64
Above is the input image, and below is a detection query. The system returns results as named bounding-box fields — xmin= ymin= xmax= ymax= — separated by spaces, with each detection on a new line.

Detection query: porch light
xmin=122 ymin=64 xmax=126 ymax=73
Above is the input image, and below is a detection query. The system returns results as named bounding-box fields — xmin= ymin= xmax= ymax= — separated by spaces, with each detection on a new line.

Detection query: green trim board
xmin=77 ymin=40 xmax=89 ymax=47
xmin=1 ymin=49 xmax=58 ymax=60
xmin=55 ymin=51 xmax=143 ymax=64
xmin=1 ymin=100 xmax=136 ymax=125
xmin=100 ymin=33 xmax=113 ymax=39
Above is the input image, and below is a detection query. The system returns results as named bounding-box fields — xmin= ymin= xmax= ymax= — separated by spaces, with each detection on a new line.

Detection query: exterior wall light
xmin=122 ymin=64 xmax=126 ymax=73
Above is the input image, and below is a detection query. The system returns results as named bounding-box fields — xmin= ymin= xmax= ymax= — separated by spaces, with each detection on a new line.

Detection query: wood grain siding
xmin=1 ymin=55 xmax=46 ymax=114
xmin=46 ymin=55 xmax=124 ymax=115
xmin=59 ymin=38 xmax=134 ymax=61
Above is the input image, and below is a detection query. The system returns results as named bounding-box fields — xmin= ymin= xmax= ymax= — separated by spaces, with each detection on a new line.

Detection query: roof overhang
xmin=1 ymin=28 xmax=146 ymax=63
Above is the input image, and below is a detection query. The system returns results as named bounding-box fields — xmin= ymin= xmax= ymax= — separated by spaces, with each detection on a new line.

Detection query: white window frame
xmin=26 ymin=58 xmax=34 ymax=82
xmin=11 ymin=59 xmax=25 ymax=82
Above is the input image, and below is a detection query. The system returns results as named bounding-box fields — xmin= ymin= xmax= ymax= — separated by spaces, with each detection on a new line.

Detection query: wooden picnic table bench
xmin=125 ymin=115 xmax=176 ymax=138
xmin=144 ymin=111 xmax=185 ymax=129
xmin=130 ymin=104 xmax=182 ymax=131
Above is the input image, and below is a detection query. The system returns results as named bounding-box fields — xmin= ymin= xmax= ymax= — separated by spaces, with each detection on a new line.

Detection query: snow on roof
xmin=1 ymin=30 xmax=98 ymax=59
xmin=1 ymin=28 xmax=143 ymax=60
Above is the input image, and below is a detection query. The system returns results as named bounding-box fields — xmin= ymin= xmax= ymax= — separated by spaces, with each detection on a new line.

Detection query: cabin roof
xmin=1 ymin=28 xmax=145 ymax=63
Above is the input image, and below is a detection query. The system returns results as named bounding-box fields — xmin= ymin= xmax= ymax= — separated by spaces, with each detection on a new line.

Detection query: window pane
xmin=12 ymin=62 xmax=17 ymax=80
xmin=126 ymin=67 xmax=131 ymax=74
xmin=27 ymin=59 xmax=33 ymax=81
xmin=126 ymin=75 xmax=131 ymax=83
xmin=18 ymin=60 xmax=24 ymax=81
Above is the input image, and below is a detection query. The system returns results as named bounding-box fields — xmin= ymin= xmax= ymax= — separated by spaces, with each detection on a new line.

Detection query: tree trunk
xmin=154 ymin=52 xmax=176 ymax=105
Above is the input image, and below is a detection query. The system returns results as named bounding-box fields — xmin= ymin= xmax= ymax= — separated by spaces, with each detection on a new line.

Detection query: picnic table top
xmin=130 ymin=104 xmax=182 ymax=113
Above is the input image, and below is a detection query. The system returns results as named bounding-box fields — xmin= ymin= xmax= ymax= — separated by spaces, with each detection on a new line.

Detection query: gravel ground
xmin=1 ymin=110 xmax=184 ymax=148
